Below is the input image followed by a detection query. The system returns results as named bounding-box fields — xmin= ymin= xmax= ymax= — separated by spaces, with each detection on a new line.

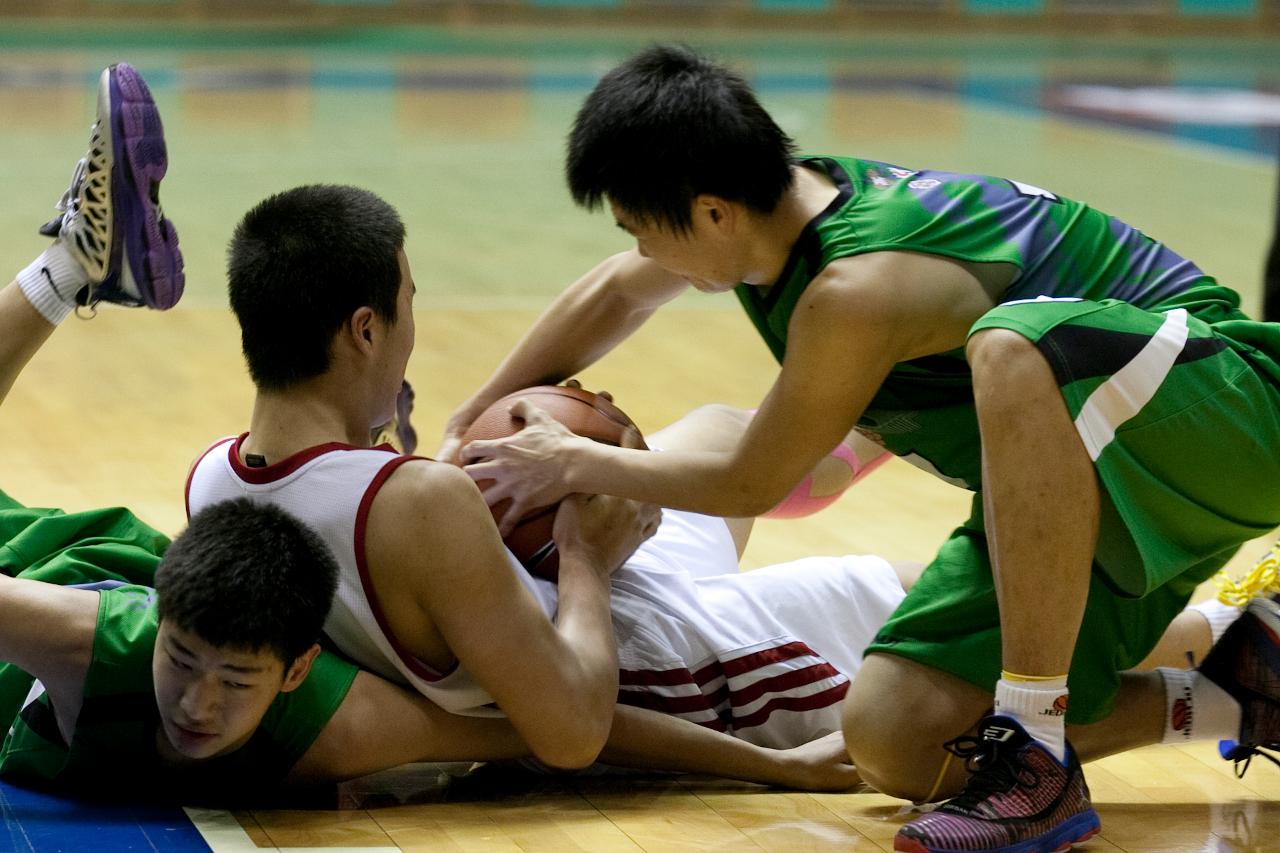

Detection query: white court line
xmin=185 ymin=807 xmax=396 ymax=852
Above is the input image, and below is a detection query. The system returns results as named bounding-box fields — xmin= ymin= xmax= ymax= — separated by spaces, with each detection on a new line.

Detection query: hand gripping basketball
xmin=460 ymin=384 xmax=647 ymax=579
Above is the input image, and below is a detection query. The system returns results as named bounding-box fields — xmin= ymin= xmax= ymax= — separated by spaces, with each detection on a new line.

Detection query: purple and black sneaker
xmin=39 ymin=62 xmax=183 ymax=310
xmin=894 ymin=716 xmax=1100 ymax=853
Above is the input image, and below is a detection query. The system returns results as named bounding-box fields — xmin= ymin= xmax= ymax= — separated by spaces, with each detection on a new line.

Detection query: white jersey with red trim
xmin=187 ymin=435 xmax=904 ymax=745
xmin=185 ymin=434 xmax=557 ymax=717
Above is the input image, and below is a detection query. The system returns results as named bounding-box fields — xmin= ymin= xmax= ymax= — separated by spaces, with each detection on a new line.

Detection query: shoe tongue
xmin=979 ymin=715 xmax=1032 ymax=750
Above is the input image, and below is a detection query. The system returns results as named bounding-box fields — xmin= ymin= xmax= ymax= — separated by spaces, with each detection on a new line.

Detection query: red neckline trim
xmin=227 ymin=433 xmax=397 ymax=485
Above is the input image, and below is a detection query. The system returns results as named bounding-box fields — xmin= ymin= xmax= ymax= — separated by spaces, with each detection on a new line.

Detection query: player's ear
xmin=280 ymin=644 xmax=322 ymax=693
xmin=694 ymin=195 xmax=735 ymax=235
xmin=347 ymin=307 xmax=377 ymax=352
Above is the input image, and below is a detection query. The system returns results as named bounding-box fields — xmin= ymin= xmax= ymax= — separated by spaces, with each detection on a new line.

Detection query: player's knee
xmin=966 ymin=328 xmax=1041 ymax=387
xmin=842 ymin=655 xmax=989 ymax=801
xmin=843 ymin=689 xmax=943 ymax=800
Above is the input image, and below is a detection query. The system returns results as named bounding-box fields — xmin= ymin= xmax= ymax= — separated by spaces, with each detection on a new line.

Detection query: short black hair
xmin=227 ymin=185 xmax=406 ymax=391
xmin=156 ymin=499 xmax=337 ymax=666
xmin=567 ymin=44 xmax=797 ymax=234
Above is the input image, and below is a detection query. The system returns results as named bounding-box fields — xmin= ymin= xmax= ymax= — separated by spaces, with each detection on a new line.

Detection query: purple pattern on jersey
xmin=860 ymin=160 xmax=1208 ymax=310
xmin=894 ymin=716 xmax=1099 ymax=853
xmin=1097 ymin=216 xmax=1208 ymax=306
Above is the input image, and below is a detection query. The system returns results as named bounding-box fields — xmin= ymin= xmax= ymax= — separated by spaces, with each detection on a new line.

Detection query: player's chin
xmin=164 ymin=719 xmax=226 ymax=758
xmin=689 ymin=278 xmax=736 ymax=294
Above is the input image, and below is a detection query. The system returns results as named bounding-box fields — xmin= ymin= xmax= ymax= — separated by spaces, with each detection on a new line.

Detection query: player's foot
xmin=893 ymin=716 xmax=1100 ymax=853
xmin=1199 ymin=597 xmax=1280 ymax=777
xmin=40 ymin=62 xmax=183 ymax=310
xmin=372 ymin=381 xmax=418 ymax=454
xmin=394 ymin=380 xmax=418 ymax=455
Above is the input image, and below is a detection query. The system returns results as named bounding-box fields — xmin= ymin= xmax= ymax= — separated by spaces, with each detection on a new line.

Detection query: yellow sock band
xmin=921 ymin=751 xmax=954 ymax=804
xmin=1001 ymin=670 xmax=1069 ymax=683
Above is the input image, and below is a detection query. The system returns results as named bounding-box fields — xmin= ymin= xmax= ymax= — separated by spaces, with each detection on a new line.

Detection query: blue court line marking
xmin=0 ymin=780 xmax=211 ymax=852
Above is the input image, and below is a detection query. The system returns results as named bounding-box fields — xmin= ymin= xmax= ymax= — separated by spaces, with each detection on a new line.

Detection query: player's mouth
xmin=171 ymin=720 xmax=218 ymax=745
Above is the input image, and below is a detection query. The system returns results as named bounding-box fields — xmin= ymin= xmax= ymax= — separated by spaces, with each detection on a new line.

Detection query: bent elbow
xmin=530 ymin=724 xmax=609 ymax=771
xmin=528 ymin=699 xmax=613 ymax=770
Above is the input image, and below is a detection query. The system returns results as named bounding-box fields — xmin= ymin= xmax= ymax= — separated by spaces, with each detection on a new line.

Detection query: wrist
xmin=560 ymin=435 xmax=599 ymax=494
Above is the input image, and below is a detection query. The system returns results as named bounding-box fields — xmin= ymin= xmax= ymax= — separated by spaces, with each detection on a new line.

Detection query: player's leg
xmin=4 ymin=62 xmax=182 ymax=404
xmin=896 ymin=299 xmax=1280 ymax=852
xmin=14 ymin=62 xmax=182 ymax=327
xmin=0 ymin=283 xmax=57 ymax=404
xmin=967 ymin=326 xmax=1096 ymax=759
xmin=646 ymin=404 xmax=756 ymax=555
xmin=843 ymin=653 xmax=990 ymax=801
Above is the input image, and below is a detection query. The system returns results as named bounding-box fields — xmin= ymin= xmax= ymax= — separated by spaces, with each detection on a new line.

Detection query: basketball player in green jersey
xmin=446 ymin=44 xmax=1280 ymax=852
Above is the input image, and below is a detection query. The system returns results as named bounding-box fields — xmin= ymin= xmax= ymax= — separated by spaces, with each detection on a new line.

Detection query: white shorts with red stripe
xmin=610 ymin=509 xmax=906 ymax=749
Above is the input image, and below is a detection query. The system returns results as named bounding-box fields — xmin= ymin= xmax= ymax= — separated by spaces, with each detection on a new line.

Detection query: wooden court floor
xmin=4 ymin=307 xmax=1279 ymax=852
xmin=1 ymin=29 xmax=1279 ymax=852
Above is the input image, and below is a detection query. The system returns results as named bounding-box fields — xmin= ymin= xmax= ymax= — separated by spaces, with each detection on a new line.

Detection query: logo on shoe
xmin=982 ymin=725 xmax=1016 ymax=742
xmin=1042 ymin=694 xmax=1069 ymax=717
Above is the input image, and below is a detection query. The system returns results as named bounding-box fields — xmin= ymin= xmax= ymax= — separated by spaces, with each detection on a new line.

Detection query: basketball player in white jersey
xmin=187 ymin=184 xmax=1245 ymax=772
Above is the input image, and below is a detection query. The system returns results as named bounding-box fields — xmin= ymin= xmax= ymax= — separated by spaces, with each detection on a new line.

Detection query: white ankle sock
xmin=994 ymin=675 xmax=1069 ymax=762
xmin=1189 ymin=598 xmax=1243 ymax=646
xmin=1158 ymin=667 xmax=1241 ymax=744
xmin=16 ymin=243 xmax=86 ymax=325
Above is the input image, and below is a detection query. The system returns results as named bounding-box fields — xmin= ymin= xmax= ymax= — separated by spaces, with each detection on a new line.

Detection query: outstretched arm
xmin=291 ymin=672 xmax=859 ymax=792
xmin=439 ymin=250 xmax=687 ymax=462
xmin=603 ymin=705 xmax=860 ymax=791
xmin=464 ymin=252 xmax=996 ymax=525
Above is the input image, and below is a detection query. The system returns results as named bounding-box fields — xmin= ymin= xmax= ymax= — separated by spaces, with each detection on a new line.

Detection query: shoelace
xmin=53 ymin=157 xmax=90 ymax=221
xmin=52 ymin=158 xmax=102 ymax=314
xmin=1215 ymin=542 xmax=1280 ymax=607
xmin=938 ymin=734 xmax=1041 ymax=813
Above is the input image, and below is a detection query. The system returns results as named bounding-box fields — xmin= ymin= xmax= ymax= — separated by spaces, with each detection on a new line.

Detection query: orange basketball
xmin=462 ymin=385 xmax=646 ymax=580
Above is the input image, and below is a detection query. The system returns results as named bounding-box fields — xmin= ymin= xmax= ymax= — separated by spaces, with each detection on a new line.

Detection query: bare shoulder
xmin=371 ymin=459 xmax=489 ymax=522
xmin=798 ymin=252 xmax=997 ymax=358
xmin=364 ymin=458 xmax=506 ymax=578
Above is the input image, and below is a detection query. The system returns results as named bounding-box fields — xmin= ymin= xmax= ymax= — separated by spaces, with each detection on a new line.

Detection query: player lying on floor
xmin=0 ymin=265 xmax=1230 ymax=803
xmin=0 ymin=64 xmax=880 ymax=802
xmin=1 ymin=275 xmax=875 ymax=802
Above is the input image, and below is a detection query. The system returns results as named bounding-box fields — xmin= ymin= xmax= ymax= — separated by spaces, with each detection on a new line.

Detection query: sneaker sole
xmin=107 ymin=62 xmax=184 ymax=309
xmin=894 ymin=809 xmax=1101 ymax=853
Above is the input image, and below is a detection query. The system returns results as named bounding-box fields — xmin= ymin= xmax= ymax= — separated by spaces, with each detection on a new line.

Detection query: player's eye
xmin=225 ymin=681 xmax=251 ymax=690
xmin=168 ymin=653 xmax=192 ymax=671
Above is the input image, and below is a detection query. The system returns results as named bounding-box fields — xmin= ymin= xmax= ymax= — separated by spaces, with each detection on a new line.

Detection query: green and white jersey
xmin=0 ymin=584 xmax=357 ymax=802
xmin=0 ymin=492 xmax=358 ymax=803
xmin=735 ymin=155 xmax=1252 ymax=490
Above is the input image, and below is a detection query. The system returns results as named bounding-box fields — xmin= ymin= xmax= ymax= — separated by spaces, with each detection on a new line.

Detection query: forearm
xmin=463 ymin=254 xmax=662 ymax=414
xmin=564 ymin=441 xmax=787 ymax=518
xmin=545 ymin=552 xmax=620 ymax=755
xmin=288 ymin=673 xmax=531 ymax=785
xmin=601 ymin=705 xmax=791 ymax=786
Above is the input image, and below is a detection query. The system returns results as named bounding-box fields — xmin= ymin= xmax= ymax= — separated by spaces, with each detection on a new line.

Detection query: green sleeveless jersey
xmin=735 ymin=155 xmax=1251 ymax=490
xmin=0 ymin=490 xmax=355 ymax=801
